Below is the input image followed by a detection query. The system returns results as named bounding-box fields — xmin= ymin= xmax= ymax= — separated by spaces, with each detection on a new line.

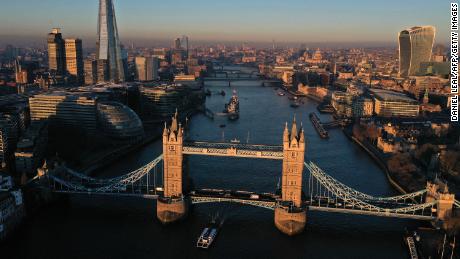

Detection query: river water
xmin=3 ymin=72 xmax=425 ymax=258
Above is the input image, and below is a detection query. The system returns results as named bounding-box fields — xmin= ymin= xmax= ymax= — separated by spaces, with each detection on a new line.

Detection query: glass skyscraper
xmin=398 ymin=26 xmax=436 ymax=77
xmin=180 ymin=35 xmax=189 ymax=58
xmin=96 ymin=0 xmax=125 ymax=83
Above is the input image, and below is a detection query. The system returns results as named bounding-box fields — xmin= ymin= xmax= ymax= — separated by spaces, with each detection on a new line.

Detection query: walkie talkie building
xmin=398 ymin=26 xmax=436 ymax=77
xmin=96 ymin=0 xmax=125 ymax=83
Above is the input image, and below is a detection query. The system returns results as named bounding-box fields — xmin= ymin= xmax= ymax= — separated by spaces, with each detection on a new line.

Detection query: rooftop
xmin=371 ymin=89 xmax=418 ymax=103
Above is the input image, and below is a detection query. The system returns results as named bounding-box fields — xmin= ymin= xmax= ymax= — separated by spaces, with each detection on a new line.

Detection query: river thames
xmin=3 ymin=76 xmax=426 ymax=258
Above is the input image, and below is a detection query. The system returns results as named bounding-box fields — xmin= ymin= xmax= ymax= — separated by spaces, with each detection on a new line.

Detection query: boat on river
xmin=224 ymin=90 xmax=239 ymax=120
xmin=196 ymin=215 xmax=223 ymax=249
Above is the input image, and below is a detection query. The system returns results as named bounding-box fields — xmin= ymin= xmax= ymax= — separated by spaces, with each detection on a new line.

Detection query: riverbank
xmin=81 ymin=128 xmax=163 ymax=176
xmin=342 ymin=127 xmax=411 ymax=194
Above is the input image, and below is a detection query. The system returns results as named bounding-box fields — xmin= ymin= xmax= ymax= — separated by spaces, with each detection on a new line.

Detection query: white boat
xmin=230 ymin=138 xmax=240 ymax=143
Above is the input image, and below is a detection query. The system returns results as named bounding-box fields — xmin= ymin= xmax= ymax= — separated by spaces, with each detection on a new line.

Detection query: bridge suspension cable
xmin=46 ymin=155 xmax=164 ymax=194
xmin=305 ymin=162 xmax=427 ymax=202
xmin=304 ymin=162 xmax=436 ymax=217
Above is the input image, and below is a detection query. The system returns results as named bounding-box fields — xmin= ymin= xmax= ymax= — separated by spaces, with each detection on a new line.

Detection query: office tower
xmin=398 ymin=26 xmax=436 ymax=77
xmin=135 ymin=57 xmax=158 ymax=81
xmin=84 ymin=59 xmax=98 ymax=85
xmin=180 ymin=35 xmax=189 ymax=57
xmin=372 ymin=89 xmax=420 ymax=117
xmin=29 ymin=93 xmax=98 ymax=134
xmin=65 ymin=38 xmax=84 ymax=84
xmin=47 ymin=28 xmax=66 ymax=75
xmin=96 ymin=0 xmax=125 ymax=83
xmin=174 ymin=38 xmax=181 ymax=49
xmin=121 ymin=45 xmax=129 ymax=81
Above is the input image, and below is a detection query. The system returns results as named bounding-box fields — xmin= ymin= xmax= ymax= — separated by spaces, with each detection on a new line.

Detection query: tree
xmin=440 ymin=151 xmax=460 ymax=173
xmin=415 ymin=143 xmax=439 ymax=166
xmin=353 ymin=123 xmax=365 ymax=141
xmin=387 ymin=152 xmax=417 ymax=174
xmin=366 ymin=123 xmax=380 ymax=144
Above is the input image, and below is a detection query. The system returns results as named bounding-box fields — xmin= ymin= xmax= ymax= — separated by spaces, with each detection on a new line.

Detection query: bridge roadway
xmin=50 ymin=187 xmax=435 ymax=221
xmin=189 ymin=190 xmax=435 ymax=221
xmin=183 ymin=141 xmax=284 ymax=159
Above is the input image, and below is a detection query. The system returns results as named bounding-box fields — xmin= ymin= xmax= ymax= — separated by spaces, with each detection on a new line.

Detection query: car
xmin=250 ymin=194 xmax=260 ymax=199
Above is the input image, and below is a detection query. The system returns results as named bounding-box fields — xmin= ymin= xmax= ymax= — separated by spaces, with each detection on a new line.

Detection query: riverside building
xmin=14 ymin=121 xmax=48 ymax=177
xmin=97 ymin=101 xmax=144 ymax=143
xmin=372 ymin=89 xmax=420 ymax=117
xmin=140 ymin=83 xmax=204 ymax=121
xmin=29 ymin=92 xmax=98 ymax=134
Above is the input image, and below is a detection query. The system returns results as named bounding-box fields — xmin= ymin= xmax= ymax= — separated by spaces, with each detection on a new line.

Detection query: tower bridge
xmin=39 ymin=112 xmax=459 ymax=236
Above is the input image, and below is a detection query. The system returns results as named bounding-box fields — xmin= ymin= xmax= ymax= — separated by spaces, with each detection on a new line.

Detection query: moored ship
xmin=224 ymin=90 xmax=239 ymax=120
xmin=309 ymin=112 xmax=329 ymax=139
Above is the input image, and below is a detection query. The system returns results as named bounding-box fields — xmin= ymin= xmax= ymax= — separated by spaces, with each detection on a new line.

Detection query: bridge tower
xmin=426 ymin=181 xmax=455 ymax=222
xmin=274 ymin=117 xmax=307 ymax=235
xmin=157 ymin=111 xmax=188 ymax=224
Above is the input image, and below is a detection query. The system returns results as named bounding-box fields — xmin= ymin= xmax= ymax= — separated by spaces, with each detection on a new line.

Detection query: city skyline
xmin=0 ymin=0 xmax=449 ymax=47
xmin=0 ymin=1 xmax=458 ymax=258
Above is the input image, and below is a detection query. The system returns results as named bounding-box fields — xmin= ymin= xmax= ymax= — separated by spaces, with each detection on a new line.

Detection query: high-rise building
xmin=96 ymin=0 xmax=125 ymax=83
xmin=84 ymin=59 xmax=98 ymax=85
xmin=174 ymin=38 xmax=181 ymax=49
xmin=47 ymin=28 xmax=66 ymax=75
xmin=180 ymin=35 xmax=189 ymax=57
xmin=97 ymin=60 xmax=110 ymax=83
xmin=65 ymin=38 xmax=84 ymax=84
xmin=135 ymin=57 xmax=158 ymax=81
xmin=398 ymin=26 xmax=436 ymax=77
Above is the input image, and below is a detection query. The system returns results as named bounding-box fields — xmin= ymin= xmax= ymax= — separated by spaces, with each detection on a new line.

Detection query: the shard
xmin=96 ymin=0 xmax=125 ymax=82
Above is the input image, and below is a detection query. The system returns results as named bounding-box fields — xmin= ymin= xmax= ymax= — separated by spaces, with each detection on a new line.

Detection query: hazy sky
xmin=0 ymin=0 xmax=450 ymax=47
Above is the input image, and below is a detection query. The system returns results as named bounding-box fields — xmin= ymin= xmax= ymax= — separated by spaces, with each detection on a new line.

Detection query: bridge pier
xmin=274 ymin=205 xmax=307 ymax=236
xmin=157 ymin=197 xmax=189 ymax=224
